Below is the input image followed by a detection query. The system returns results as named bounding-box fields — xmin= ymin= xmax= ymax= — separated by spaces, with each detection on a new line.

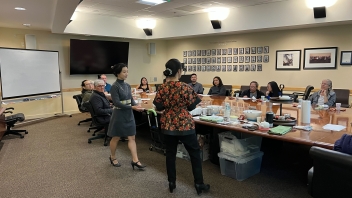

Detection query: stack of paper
xmin=322 ymin=124 xmax=346 ymax=131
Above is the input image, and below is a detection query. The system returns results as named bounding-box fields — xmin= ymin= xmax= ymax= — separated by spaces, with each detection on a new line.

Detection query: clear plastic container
xmin=218 ymin=132 xmax=262 ymax=156
xmin=218 ymin=152 xmax=264 ymax=181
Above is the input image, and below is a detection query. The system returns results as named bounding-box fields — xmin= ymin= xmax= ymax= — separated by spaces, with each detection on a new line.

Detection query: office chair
xmin=259 ymin=86 xmax=267 ymax=94
xmin=73 ymin=94 xmax=92 ymax=126
xmin=223 ymin=85 xmax=232 ymax=96
xmin=293 ymin=85 xmax=314 ymax=101
xmin=83 ymin=101 xmax=109 ymax=146
xmin=3 ymin=107 xmax=28 ymax=139
xmin=334 ymin=89 xmax=350 ymax=108
xmin=308 ymin=146 xmax=352 ymax=197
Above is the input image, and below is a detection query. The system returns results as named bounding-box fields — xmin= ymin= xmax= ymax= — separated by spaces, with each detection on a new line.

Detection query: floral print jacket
xmin=153 ymin=81 xmax=201 ymax=136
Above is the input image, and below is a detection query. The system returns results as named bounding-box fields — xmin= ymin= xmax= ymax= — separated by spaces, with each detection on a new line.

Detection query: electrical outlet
xmin=154 ymin=77 xmax=157 ymax=82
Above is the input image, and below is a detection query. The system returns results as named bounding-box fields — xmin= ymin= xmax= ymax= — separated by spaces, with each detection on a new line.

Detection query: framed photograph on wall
xmin=233 ymin=48 xmax=238 ymax=55
xmin=227 ymin=65 xmax=232 ymax=71
xmin=257 ymin=47 xmax=263 ymax=54
xmin=233 ymin=65 xmax=238 ymax=72
xmin=245 ymin=56 xmax=250 ymax=63
xmin=217 ymin=57 xmax=221 ymax=63
xmin=206 ymin=49 xmax=211 ymax=56
xmin=222 ymin=49 xmax=227 ymax=55
xmin=227 ymin=57 xmax=232 ymax=63
xmin=233 ymin=56 xmax=238 ymax=63
xmin=222 ymin=57 xmax=227 ymax=63
xmin=216 ymin=65 xmax=221 ymax=72
xmin=222 ymin=65 xmax=226 ymax=72
xmin=257 ymin=55 xmax=262 ymax=63
xmin=228 ymin=48 xmax=232 ymax=55
xmin=188 ymin=58 xmax=192 ymax=64
xmin=188 ymin=51 xmax=192 ymax=57
xmin=206 ymin=57 xmax=211 ymax=64
xmin=192 ymin=58 xmax=196 ymax=64
xmin=188 ymin=66 xmax=192 ymax=72
xmin=211 ymin=65 xmax=216 ymax=72
xmin=264 ymin=46 xmax=269 ymax=54
xmin=276 ymin=50 xmax=301 ymax=70
xmin=202 ymin=65 xmax=206 ymax=71
xmin=197 ymin=65 xmax=201 ymax=71
xmin=202 ymin=50 xmax=206 ymax=56
xmin=257 ymin=64 xmax=262 ymax=71
xmin=217 ymin=49 xmax=221 ymax=55
xmin=303 ymin=47 xmax=337 ymax=69
xmin=239 ymin=65 xmax=244 ymax=71
xmin=202 ymin=58 xmax=206 ymax=64
xmin=340 ymin=51 xmax=352 ymax=65
xmin=183 ymin=58 xmax=187 ymax=64
xmin=192 ymin=50 xmax=196 ymax=56
xmin=197 ymin=50 xmax=201 ymax=56
xmin=263 ymin=55 xmax=269 ymax=63
xmin=197 ymin=58 xmax=201 ymax=64
xmin=245 ymin=65 xmax=250 ymax=71
xmin=251 ymin=47 xmax=256 ymax=54
xmin=183 ymin=51 xmax=187 ymax=57
xmin=245 ymin=47 xmax=250 ymax=54
xmin=251 ymin=64 xmax=256 ymax=71
xmin=211 ymin=57 xmax=216 ymax=64
xmin=206 ymin=65 xmax=211 ymax=71
xmin=193 ymin=65 xmax=196 ymax=71
xmin=211 ymin=49 xmax=216 ymax=56
xmin=251 ymin=56 xmax=256 ymax=63
xmin=239 ymin=48 xmax=244 ymax=54
xmin=239 ymin=56 xmax=244 ymax=63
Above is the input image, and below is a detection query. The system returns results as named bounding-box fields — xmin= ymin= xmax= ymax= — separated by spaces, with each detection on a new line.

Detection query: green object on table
xmin=268 ymin=126 xmax=292 ymax=135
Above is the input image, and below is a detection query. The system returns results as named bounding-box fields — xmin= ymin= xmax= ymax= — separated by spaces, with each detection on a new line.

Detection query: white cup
xmin=137 ymin=98 xmax=142 ymax=105
xmin=235 ymin=93 xmax=239 ymax=98
xmin=261 ymin=96 xmax=265 ymax=101
xmin=336 ymin=103 xmax=341 ymax=110
xmin=256 ymin=117 xmax=262 ymax=123
xmin=260 ymin=121 xmax=269 ymax=128
xmin=298 ymin=99 xmax=302 ymax=105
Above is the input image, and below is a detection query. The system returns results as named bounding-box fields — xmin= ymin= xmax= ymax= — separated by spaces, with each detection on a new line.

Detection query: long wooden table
xmin=138 ymin=93 xmax=351 ymax=150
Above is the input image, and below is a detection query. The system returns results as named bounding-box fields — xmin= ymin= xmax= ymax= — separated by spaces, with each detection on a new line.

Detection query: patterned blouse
xmin=153 ymin=81 xmax=201 ymax=136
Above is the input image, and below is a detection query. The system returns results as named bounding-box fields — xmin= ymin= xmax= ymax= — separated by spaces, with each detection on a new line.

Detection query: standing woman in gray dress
xmin=108 ymin=63 xmax=146 ymax=170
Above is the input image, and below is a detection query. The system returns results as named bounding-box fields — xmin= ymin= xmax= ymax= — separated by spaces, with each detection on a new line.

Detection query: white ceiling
xmin=0 ymin=0 xmax=287 ymax=31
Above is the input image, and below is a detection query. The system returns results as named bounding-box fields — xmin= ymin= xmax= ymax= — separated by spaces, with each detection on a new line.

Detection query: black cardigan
xmin=240 ymin=89 xmax=265 ymax=99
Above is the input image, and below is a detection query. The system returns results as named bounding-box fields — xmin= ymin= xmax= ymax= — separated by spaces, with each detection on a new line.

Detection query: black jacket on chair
xmin=89 ymin=91 xmax=112 ymax=124
xmin=240 ymin=89 xmax=265 ymax=99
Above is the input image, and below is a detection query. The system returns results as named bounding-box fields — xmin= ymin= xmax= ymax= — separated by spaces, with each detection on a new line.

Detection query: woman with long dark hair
xmin=265 ymin=81 xmax=281 ymax=99
xmin=136 ymin=77 xmax=153 ymax=93
xmin=208 ymin=76 xmax=226 ymax=96
xmin=153 ymin=59 xmax=210 ymax=195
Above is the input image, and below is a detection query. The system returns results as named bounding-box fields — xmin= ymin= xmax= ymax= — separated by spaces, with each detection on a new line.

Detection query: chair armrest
xmin=293 ymin=92 xmax=304 ymax=96
xmin=4 ymin=111 xmax=13 ymax=114
xmin=5 ymin=107 xmax=14 ymax=111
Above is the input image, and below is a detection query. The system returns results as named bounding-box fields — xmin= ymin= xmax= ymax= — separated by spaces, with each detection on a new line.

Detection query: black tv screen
xmin=70 ymin=39 xmax=129 ymax=74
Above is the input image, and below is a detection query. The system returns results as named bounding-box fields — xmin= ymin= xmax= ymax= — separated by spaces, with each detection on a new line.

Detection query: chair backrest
xmin=334 ymin=89 xmax=350 ymax=107
xmin=240 ymin=85 xmax=250 ymax=92
xmin=309 ymin=146 xmax=352 ymax=197
xmin=82 ymin=101 xmax=107 ymax=126
xmin=303 ymin=85 xmax=314 ymax=100
xmin=73 ymin=94 xmax=87 ymax=113
xmin=259 ymin=86 xmax=267 ymax=94
xmin=223 ymin=85 xmax=232 ymax=96
xmin=155 ymin=84 xmax=161 ymax=91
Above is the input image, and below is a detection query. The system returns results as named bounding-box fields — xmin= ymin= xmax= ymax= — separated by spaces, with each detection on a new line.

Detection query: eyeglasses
xmin=96 ymin=85 xmax=105 ymax=88
xmin=321 ymin=83 xmax=329 ymax=86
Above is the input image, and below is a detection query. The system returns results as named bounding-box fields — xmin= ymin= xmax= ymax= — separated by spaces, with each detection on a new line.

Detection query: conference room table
xmin=137 ymin=92 xmax=352 ymax=150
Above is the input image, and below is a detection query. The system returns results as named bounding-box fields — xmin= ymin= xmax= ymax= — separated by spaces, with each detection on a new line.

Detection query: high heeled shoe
xmin=194 ymin=183 xmax=210 ymax=195
xmin=131 ymin=161 xmax=146 ymax=170
xmin=169 ymin=182 xmax=176 ymax=193
xmin=109 ymin=156 xmax=121 ymax=167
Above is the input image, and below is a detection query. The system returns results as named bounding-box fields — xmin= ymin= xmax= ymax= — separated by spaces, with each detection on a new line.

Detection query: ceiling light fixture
xmin=15 ymin=7 xmax=26 ymax=10
xmin=136 ymin=18 xmax=156 ymax=36
xmin=137 ymin=0 xmax=169 ymax=6
xmin=204 ymin=7 xmax=230 ymax=29
xmin=305 ymin=0 xmax=337 ymax=9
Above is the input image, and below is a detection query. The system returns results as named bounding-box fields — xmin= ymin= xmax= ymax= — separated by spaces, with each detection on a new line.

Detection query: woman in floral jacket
xmin=153 ymin=59 xmax=210 ymax=195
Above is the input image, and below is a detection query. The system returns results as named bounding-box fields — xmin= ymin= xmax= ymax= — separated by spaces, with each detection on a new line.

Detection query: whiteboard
xmin=0 ymin=48 xmax=61 ymax=99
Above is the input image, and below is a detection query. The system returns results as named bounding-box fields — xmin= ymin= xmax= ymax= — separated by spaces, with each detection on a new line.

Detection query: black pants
xmin=164 ymin=133 xmax=204 ymax=184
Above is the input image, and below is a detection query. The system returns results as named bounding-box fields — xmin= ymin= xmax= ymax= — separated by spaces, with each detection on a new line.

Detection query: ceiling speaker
xmin=211 ymin=20 xmax=221 ymax=29
xmin=313 ymin=6 xmax=326 ymax=18
xmin=143 ymin=28 xmax=152 ymax=36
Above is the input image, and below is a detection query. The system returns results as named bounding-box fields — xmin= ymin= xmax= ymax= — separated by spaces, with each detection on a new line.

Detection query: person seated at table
xmin=136 ymin=77 xmax=153 ymax=93
xmin=81 ymin=80 xmax=94 ymax=107
xmin=240 ymin=81 xmax=265 ymax=99
xmin=208 ymin=76 xmax=226 ymax=96
xmin=89 ymin=79 xmax=113 ymax=123
xmin=265 ymin=81 xmax=280 ymax=99
xmin=188 ymin=73 xmax=203 ymax=94
xmin=98 ymin=74 xmax=111 ymax=94
xmin=308 ymin=79 xmax=336 ymax=107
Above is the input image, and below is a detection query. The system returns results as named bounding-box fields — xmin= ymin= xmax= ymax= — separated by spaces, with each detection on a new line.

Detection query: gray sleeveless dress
xmin=107 ymin=79 xmax=137 ymax=137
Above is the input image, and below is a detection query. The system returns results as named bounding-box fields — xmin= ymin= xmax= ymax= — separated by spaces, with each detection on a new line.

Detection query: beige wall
xmin=165 ymin=25 xmax=352 ymax=90
xmin=1 ymin=24 xmax=352 ymax=118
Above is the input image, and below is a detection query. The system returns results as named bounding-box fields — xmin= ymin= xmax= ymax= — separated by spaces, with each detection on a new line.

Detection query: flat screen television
xmin=70 ymin=39 xmax=129 ymax=75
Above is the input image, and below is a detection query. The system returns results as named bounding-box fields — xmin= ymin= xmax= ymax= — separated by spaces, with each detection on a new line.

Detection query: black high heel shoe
xmin=131 ymin=161 xmax=146 ymax=170
xmin=169 ymin=182 xmax=176 ymax=193
xmin=109 ymin=156 xmax=121 ymax=167
xmin=194 ymin=183 xmax=210 ymax=195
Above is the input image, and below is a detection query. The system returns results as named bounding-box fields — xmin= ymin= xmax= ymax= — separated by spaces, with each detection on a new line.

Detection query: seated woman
xmin=265 ymin=81 xmax=281 ymax=99
xmin=136 ymin=77 xmax=153 ymax=93
xmin=308 ymin=79 xmax=336 ymax=107
xmin=208 ymin=76 xmax=226 ymax=96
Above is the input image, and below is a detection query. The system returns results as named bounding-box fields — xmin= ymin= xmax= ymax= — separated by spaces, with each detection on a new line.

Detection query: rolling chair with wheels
xmin=334 ymin=89 xmax=350 ymax=108
xmin=3 ymin=107 xmax=28 ymax=139
xmin=293 ymin=85 xmax=314 ymax=101
xmin=83 ymin=101 xmax=109 ymax=146
xmin=73 ymin=94 xmax=92 ymax=126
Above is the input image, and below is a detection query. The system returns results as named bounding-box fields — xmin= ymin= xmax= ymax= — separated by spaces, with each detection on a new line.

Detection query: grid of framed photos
xmin=182 ymin=46 xmax=268 ymax=72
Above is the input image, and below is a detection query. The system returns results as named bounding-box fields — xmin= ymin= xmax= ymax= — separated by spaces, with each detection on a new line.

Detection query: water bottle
xmin=224 ymin=102 xmax=231 ymax=121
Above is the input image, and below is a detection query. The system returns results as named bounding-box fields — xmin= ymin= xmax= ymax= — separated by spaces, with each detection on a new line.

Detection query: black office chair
xmin=293 ymin=85 xmax=314 ymax=100
xmin=73 ymin=94 xmax=92 ymax=126
xmin=223 ymin=85 xmax=232 ymax=96
xmin=259 ymin=86 xmax=267 ymax=94
xmin=334 ymin=89 xmax=350 ymax=108
xmin=3 ymin=107 xmax=28 ymax=139
xmin=83 ymin=101 xmax=109 ymax=146
xmin=308 ymin=146 xmax=352 ymax=197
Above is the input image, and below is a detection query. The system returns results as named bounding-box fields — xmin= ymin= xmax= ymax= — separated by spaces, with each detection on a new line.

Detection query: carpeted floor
xmin=0 ymin=113 xmax=312 ymax=198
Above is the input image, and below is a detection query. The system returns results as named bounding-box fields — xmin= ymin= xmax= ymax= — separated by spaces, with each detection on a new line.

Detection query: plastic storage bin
xmin=218 ymin=151 xmax=264 ymax=181
xmin=218 ymin=132 xmax=262 ymax=156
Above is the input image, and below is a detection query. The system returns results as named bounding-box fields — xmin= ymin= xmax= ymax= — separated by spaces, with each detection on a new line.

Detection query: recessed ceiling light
xmin=15 ymin=7 xmax=26 ymax=10
xmin=23 ymin=24 xmax=31 ymax=27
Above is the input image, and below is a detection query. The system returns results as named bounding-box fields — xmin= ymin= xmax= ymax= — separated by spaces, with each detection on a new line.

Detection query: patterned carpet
xmin=0 ymin=113 xmax=311 ymax=198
